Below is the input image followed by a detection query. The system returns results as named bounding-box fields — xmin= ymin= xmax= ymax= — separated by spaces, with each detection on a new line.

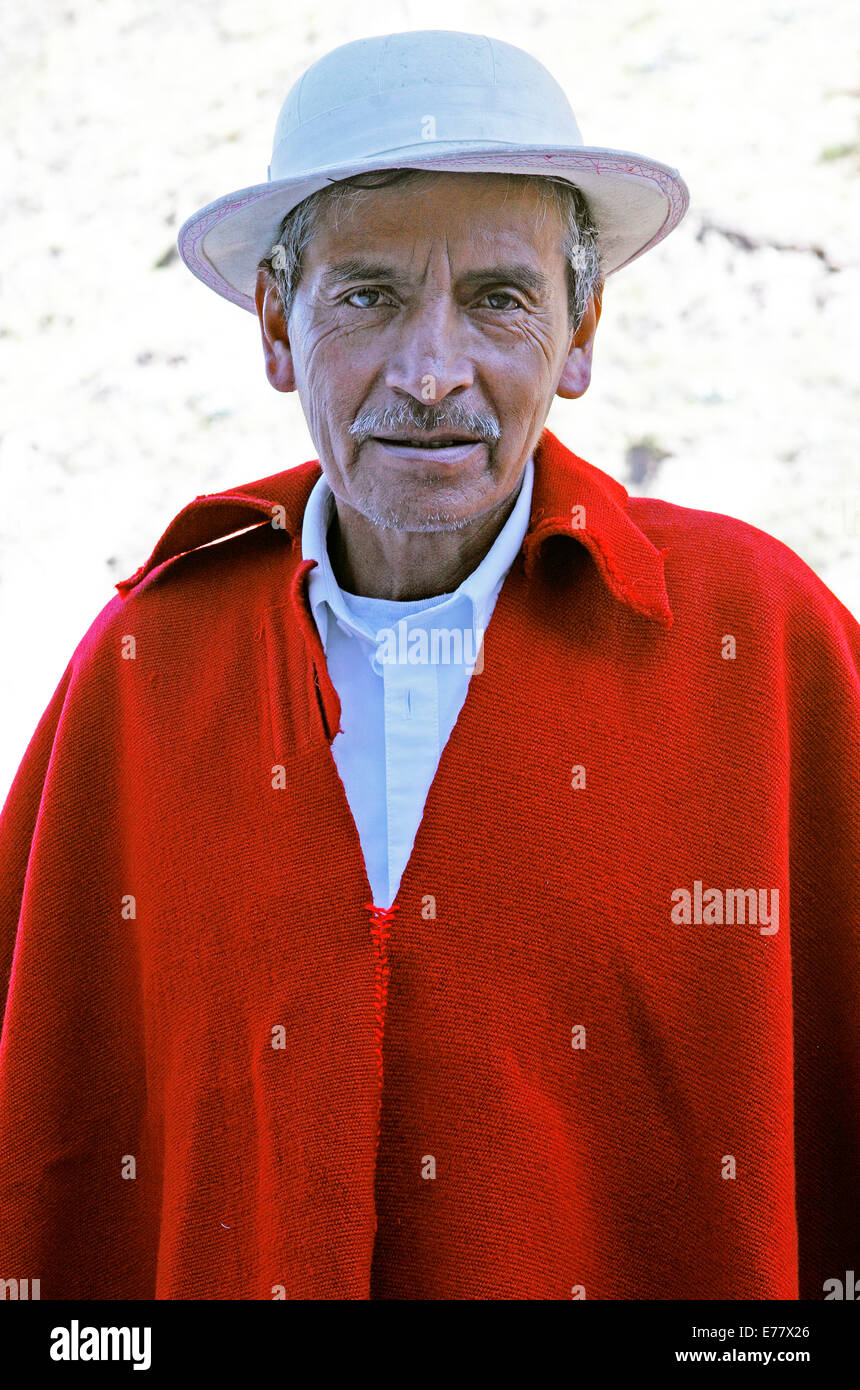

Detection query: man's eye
xmin=343 ymin=287 xmax=394 ymax=309
xmin=481 ymin=291 xmax=524 ymax=311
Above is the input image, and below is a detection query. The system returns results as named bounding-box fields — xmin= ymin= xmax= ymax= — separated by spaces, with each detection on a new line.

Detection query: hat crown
xmin=269 ymin=30 xmax=583 ymax=179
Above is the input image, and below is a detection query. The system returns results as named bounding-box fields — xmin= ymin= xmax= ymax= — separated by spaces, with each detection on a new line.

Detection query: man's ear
xmin=255 ymin=268 xmax=296 ymax=393
xmin=556 ymin=283 xmax=603 ymax=400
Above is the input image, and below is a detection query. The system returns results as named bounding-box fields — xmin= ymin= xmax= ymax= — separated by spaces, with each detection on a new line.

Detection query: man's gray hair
xmin=257 ymin=169 xmax=601 ymax=334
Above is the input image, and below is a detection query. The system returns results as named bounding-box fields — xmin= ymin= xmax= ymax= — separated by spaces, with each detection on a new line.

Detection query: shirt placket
xmin=379 ymin=614 xmax=442 ymax=906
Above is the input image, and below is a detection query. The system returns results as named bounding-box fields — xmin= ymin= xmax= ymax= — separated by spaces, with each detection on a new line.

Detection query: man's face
xmin=257 ymin=172 xmax=600 ymax=531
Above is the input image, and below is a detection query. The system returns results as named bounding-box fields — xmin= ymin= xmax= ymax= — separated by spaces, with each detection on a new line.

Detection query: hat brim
xmin=178 ymin=144 xmax=689 ymax=312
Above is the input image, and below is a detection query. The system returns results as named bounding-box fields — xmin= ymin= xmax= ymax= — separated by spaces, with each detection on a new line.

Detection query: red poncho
xmin=1 ymin=428 xmax=858 ymax=1299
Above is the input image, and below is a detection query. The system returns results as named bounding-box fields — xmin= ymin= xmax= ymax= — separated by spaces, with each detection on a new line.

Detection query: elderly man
xmin=1 ymin=30 xmax=858 ymax=1304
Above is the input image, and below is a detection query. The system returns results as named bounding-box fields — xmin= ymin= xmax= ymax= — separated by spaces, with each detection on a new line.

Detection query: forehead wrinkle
xmin=312 ymin=186 xmax=563 ymax=300
xmin=318 ymin=236 xmax=553 ymax=295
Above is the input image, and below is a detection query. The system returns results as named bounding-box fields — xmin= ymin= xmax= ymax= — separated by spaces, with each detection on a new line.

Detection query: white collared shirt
xmin=301 ymin=454 xmax=534 ymax=908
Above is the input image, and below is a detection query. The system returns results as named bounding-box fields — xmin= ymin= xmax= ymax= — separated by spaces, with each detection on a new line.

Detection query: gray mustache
xmin=349 ymin=405 xmax=501 ymax=445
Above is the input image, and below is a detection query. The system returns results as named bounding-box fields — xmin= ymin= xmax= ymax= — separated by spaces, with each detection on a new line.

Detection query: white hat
xmin=178 ymin=29 xmax=689 ymax=312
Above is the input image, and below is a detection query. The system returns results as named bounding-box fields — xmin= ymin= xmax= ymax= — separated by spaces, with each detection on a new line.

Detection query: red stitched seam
xmin=364 ymin=902 xmax=399 ymax=1157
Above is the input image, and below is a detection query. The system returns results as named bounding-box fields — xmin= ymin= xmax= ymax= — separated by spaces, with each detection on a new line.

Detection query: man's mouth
xmin=370 ymin=435 xmax=486 ymax=459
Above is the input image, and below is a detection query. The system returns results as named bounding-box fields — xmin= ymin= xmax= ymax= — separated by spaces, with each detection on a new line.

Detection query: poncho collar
xmin=115 ymin=427 xmax=673 ymax=629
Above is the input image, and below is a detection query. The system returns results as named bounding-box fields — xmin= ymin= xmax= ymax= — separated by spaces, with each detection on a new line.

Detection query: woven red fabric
xmin=1 ymin=427 xmax=858 ymax=1299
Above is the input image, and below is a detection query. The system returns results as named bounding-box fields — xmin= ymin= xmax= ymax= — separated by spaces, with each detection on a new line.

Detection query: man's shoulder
xmin=67 ymin=518 xmax=300 ymax=690
xmin=629 ymin=491 xmax=817 ymax=573
xmin=627 ymin=493 xmax=858 ymax=635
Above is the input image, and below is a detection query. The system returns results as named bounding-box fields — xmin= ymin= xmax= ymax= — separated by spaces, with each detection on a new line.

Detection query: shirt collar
xmin=301 ymin=454 xmax=535 ymax=650
xmin=115 ymin=427 xmax=672 ymax=630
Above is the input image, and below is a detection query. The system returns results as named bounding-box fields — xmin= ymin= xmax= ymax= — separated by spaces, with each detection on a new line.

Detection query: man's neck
xmin=326 ymin=471 xmax=527 ymax=601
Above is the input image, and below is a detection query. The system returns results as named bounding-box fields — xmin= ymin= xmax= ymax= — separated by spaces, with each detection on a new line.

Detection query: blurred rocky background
xmin=1 ymin=0 xmax=858 ymax=801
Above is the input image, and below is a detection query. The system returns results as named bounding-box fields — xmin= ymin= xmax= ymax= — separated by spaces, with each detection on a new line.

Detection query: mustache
xmin=348 ymin=404 xmax=501 ymax=446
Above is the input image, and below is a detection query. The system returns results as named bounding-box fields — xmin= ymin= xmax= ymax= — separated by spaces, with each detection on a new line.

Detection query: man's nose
xmin=382 ymin=296 xmax=475 ymax=402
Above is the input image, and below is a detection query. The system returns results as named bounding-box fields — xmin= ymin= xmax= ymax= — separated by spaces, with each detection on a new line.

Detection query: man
xmin=0 ymin=30 xmax=857 ymax=1301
